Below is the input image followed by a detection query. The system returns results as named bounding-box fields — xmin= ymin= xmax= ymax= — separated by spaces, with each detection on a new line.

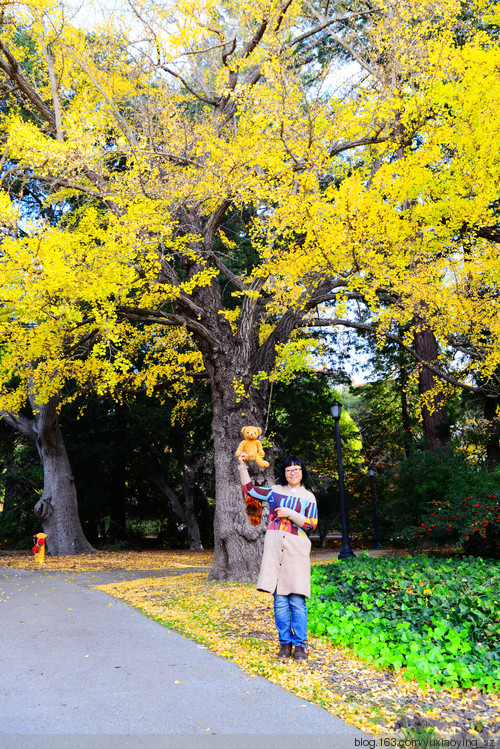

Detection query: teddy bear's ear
xmin=257 ymin=427 xmax=262 ymax=435
xmin=241 ymin=426 xmax=248 ymax=435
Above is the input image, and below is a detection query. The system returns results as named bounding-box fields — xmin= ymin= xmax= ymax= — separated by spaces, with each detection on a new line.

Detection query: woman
xmin=237 ymin=453 xmax=318 ymax=661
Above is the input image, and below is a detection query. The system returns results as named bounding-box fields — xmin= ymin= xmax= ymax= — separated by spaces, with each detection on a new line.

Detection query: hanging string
xmin=264 ymin=363 xmax=277 ymax=436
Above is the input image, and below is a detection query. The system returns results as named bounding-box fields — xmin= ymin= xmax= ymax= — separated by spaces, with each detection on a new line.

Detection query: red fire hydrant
xmin=32 ymin=533 xmax=47 ymax=565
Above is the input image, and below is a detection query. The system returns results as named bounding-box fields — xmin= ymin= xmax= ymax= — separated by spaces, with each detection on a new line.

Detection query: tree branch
xmin=330 ymin=131 xmax=389 ymax=158
xmin=298 ymin=317 xmax=491 ymax=394
xmin=475 ymin=226 xmax=500 ymax=244
xmin=289 ymin=9 xmax=377 ymax=49
xmin=1 ymin=411 xmax=36 ymax=441
xmin=0 ymin=42 xmax=57 ymax=131
xmin=161 ymin=65 xmax=217 ymax=106
xmin=302 ymin=3 xmax=380 ymax=79
xmin=222 ymin=37 xmax=237 ymax=67
xmin=61 ymin=42 xmax=138 ymax=147
xmin=115 ymin=306 xmax=217 ymax=348
xmin=241 ymin=18 xmax=269 ymax=60
xmin=203 ymin=198 xmax=233 ymax=250
xmin=274 ymin=0 xmax=295 ymax=33
xmin=4 ymin=169 xmax=105 ymax=198
xmin=44 ymin=45 xmax=64 ymax=141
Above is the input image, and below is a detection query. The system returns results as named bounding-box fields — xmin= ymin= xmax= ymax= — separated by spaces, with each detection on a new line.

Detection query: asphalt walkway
xmin=0 ymin=566 xmax=368 ymax=749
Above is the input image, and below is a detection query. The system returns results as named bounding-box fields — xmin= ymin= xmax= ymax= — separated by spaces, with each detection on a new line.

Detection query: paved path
xmin=0 ymin=567 xmax=368 ymax=748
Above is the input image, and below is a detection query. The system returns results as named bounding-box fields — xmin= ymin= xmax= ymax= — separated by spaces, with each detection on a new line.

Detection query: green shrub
xmin=415 ymin=492 xmax=500 ymax=558
xmin=308 ymin=555 xmax=500 ymax=691
xmin=378 ymin=448 xmax=500 ymax=549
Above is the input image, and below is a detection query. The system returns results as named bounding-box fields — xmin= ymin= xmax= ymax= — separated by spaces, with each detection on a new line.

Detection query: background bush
xmin=377 ymin=448 xmax=500 ymax=551
xmin=415 ymin=492 xmax=500 ymax=558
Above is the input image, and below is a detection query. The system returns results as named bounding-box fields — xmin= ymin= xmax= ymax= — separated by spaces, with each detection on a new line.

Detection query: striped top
xmin=242 ymin=480 xmax=318 ymax=537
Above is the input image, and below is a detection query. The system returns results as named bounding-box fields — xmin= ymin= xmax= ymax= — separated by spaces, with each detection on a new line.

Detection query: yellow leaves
xmin=1 ymin=0 xmax=500 ymax=415
xmin=0 ymin=190 xmax=19 ymax=227
xmin=0 ymin=549 xmax=214 ymax=570
xmin=483 ymin=0 xmax=500 ymax=25
xmin=0 ymin=207 xmax=204 ymax=410
xmin=232 ymin=378 xmax=247 ymax=403
xmin=217 ymin=229 xmax=236 ymax=252
xmin=273 ymin=337 xmax=319 ymax=383
xmin=87 ymin=562 xmax=500 ymax=738
xmin=366 ymin=0 xmax=463 ymax=87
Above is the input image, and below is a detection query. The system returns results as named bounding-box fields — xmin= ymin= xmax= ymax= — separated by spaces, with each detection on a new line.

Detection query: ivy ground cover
xmin=308 ymin=555 xmax=500 ymax=692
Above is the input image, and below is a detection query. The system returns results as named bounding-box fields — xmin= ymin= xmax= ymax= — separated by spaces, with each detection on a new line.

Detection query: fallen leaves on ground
xmin=0 ymin=549 xmax=213 ymax=570
xmin=0 ymin=547 xmax=342 ymax=570
xmin=97 ymin=572 xmax=500 ymax=741
xmin=3 ymin=547 xmax=498 ymax=739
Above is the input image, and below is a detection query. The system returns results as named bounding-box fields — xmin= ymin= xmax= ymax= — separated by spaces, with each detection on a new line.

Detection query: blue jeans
xmin=273 ymin=592 xmax=307 ymax=647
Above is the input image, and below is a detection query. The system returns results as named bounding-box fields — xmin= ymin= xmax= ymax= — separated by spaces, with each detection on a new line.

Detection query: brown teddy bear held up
xmin=235 ymin=425 xmax=270 ymax=468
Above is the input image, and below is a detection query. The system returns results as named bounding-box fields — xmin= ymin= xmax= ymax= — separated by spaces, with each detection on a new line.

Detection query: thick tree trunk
xmin=2 ymin=396 xmax=93 ymax=555
xmin=207 ymin=370 xmax=268 ymax=582
xmin=413 ymin=328 xmax=450 ymax=451
xmin=164 ymin=207 xmax=296 ymax=579
xmin=32 ymin=399 xmax=94 ymax=555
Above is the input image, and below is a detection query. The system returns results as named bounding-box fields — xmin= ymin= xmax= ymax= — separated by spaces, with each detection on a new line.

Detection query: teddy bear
xmin=235 ymin=425 xmax=270 ymax=468
xmin=245 ymin=493 xmax=263 ymax=526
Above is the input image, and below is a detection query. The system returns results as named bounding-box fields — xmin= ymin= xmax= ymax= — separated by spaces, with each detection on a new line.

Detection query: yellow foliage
xmin=0 ymin=0 xmax=499 ymax=414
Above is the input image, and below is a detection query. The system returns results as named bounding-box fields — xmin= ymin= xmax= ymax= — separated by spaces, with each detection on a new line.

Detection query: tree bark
xmin=413 ymin=328 xmax=450 ymax=451
xmin=2 ymin=396 xmax=93 ymax=555
xmin=206 ymin=364 xmax=269 ymax=582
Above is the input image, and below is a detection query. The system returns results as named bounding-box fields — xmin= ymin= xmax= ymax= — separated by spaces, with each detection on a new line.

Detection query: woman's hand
xmin=276 ymin=507 xmax=290 ymax=519
xmin=237 ymin=453 xmax=247 ymax=466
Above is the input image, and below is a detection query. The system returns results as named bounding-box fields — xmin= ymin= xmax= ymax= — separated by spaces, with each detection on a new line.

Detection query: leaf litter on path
xmin=2 ymin=549 xmax=498 ymax=740
xmin=96 ymin=571 xmax=500 ymax=742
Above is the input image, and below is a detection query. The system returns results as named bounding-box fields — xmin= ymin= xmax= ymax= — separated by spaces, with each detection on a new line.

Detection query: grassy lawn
xmin=1 ymin=548 xmax=499 ymax=740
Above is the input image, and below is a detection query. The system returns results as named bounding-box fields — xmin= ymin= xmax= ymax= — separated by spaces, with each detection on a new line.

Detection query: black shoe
xmin=293 ymin=645 xmax=308 ymax=661
xmin=276 ymin=643 xmax=292 ymax=659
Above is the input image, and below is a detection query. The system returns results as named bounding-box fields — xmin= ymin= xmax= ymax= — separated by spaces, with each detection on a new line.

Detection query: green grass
xmin=308 ymin=555 xmax=500 ymax=691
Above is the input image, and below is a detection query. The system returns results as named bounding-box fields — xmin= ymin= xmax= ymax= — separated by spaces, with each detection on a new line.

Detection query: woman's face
xmin=285 ymin=463 xmax=302 ymax=488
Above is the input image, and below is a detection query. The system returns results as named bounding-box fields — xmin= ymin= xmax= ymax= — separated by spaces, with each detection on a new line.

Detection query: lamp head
xmin=329 ymin=400 xmax=342 ymax=420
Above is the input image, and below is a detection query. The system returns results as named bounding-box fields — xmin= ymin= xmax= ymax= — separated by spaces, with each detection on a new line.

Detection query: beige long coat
xmin=257 ymin=523 xmax=313 ymax=597
xmin=239 ymin=464 xmax=317 ymax=598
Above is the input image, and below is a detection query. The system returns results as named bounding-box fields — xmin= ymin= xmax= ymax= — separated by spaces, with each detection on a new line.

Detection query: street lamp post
xmin=329 ymin=400 xmax=355 ymax=559
xmin=368 ymin=467 xmax=382 ymax=549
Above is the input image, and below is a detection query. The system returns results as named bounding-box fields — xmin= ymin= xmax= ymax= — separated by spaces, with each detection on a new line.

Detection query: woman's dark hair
xmin=277 ymin=456 xmax=309 ymax=487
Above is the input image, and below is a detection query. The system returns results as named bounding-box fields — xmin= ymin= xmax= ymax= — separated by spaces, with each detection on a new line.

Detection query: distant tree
xmin=0 ymin=421 xmax=41 ymax=547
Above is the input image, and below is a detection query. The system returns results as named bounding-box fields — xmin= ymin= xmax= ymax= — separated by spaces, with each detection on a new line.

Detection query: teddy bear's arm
xmin=235 ymin=440 xmax=247 ymax=456
xmin=255 ymin=440 xmax=266 ymax=457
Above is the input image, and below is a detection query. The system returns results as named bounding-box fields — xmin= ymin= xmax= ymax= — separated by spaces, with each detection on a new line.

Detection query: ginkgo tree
xmin=0 ymin=0 xmax=499 ymax=579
